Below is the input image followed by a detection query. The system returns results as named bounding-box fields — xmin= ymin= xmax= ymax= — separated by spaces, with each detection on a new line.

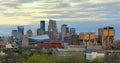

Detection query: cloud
xmin=19 ymin=0 xmax=39 ymax=3
xmin=0 ymin=0 xmax=120 ymax=38
xmin=0 ymin=0 xmax=119 ymax=25
xmin=0 ymin=0 xmax=21 ymax=8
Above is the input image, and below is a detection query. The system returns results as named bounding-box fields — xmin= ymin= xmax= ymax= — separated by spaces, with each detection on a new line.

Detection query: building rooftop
xmin=87 ymin=45 xmax=102 ymax=50
xmin=57 ymin=48 xmax=85 ymax=52
xmin=29 ymin=34 xmax=50 ymax=40
xmin=86 ymin=45 xmax=103 ymax=53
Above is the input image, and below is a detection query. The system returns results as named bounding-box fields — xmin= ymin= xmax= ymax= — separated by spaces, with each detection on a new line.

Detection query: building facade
xmin=54 ymin=48 xmax=85 ymax=58
xmin=40 ymin=20 xmax=45 ymax=34
xmin=48 ymin=19 xmax=58 ymax=40
xmin=22 ymin=36 xmax=29 ymax=47
xmin=11 ymin=30 xmax=18 ymax=38
xmin=104 ymin=50 xmax=120 ymax=63
xmin=61 ymin=24 xmax=67 ymax=41
xmin=68 ymin=35 xmax=81 ymax=45
xmin=26 ymin=29 xmax=33 ymax=37
xmin=79 ymin=32 xmax=98 ymax=46
xmin=98 ymin=26 xmax=115 ymax=49
xmin=36 ymin=39 xmax=62 ymax=49
xmin=17 ymin=26 xmax=24 ymax=38
xmin=86 ymin=45 xmax=105 ymax=60
xmin=70 ymin=28 xmax=76 ymax=35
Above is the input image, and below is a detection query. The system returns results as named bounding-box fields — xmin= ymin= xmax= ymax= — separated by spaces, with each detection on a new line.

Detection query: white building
xmin=0 ymin=51 xmax=6 ymax=56
xmin=86 ymin=45 xmax=105 ymax=60
xmin=86 ymin=52 xmax=105 ymax=60
xmin=6 ymin=44 xmax=13 ymax=48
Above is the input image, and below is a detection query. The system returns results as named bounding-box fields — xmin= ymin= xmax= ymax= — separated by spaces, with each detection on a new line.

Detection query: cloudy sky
xmin=0 ymin=0 xmax=120 ymax=39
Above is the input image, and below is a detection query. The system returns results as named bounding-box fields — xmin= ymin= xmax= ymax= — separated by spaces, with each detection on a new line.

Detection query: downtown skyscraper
xmin=11 ymin=30 xmax=18 ymax=38
xmin=18 ymin=26 xmax=24 ymax=38
xmin=37 ymin=20 xmax=45 ymax=35
xmin=40 ymin=20 xmax=45 ymax=34
xmin=48 ymin=19 xmax=58 ymax=40
xmin=61 ymin=24 xmax=67 ymax=41
xmin=70 ymin=28 xmax=76 ymax=35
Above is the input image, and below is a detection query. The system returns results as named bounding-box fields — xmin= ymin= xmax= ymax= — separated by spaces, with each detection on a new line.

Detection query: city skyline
xmin=0 ymin=21 xmax=120 ymax=39
xmin=0 ymin=0 xmax=120 ymax=39
xmin=0 ymin=0 xmax=120 ymax=62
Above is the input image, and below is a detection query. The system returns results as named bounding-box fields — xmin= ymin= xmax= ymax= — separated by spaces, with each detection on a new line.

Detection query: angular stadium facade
xmin=28 ymin=35 xmax=50 ymax=45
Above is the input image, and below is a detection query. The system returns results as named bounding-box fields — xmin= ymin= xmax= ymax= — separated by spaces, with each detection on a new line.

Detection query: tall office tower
xmin=18 ymin=26 xmax=24 ymax=38
xmin=12 ymin=30 xmax=18 ymax=38
xmin=37 ymin=28 xmax=43 ymax=35
xmin=70 ymin=28 xmax=76 ymax=35
xmin=48 ymin=19 xmax=58 ymax=40
xmin=66 ymin=27 xmax=69 ymax=33
xmin=79 ymin=32 xmax=98 ymax=46
xmin=40 ymin=20 xmax=45 ymax=34
xmin=64 ymin=27 xmax=70 ymax=42
xmin=98 ymin=26 xmax=115 ymax=49
xmin=66 ymin=27 xmax=71 ymax=37
xmin=61 ymin=24 xmax=67 ymax=41
xmin=26 ymin=29 xmax=33 ymax=37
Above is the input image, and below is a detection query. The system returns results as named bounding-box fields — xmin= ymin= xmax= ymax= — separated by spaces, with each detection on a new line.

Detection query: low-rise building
xmin=86 ymin=51 xmax=105 ymax=60
xmin=104 ymin=50 xmax=120 ymax=63
xmin=54 ymin=48 xmax=85 ymax=58
xmin=36 ymin=39 xmax=62 ymax=49
xmin=68 ymin=35 xmax=81 ymax=45
xmin=0 ymin=51 xmax=6 ymax=56
xmin=86 ymin=45 xmax=105 ymax=60
xmin=6 ymin=44 xmax=13 ymax=48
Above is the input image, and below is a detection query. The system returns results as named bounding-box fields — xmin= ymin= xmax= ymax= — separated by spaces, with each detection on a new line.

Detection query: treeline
xmin=0 ymin=47 xmax=119 ymax=63
xmin=0 ymin=53 xmax=101 ymax=63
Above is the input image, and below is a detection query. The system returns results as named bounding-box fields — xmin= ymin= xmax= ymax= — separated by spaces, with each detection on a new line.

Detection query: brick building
xmin=22 ymin=36 xmax=29 ymax=47
xmin=36 ymin=40 xmax=62 ymax=49
xmin=68 ymin=35 xmax=81 ymax=45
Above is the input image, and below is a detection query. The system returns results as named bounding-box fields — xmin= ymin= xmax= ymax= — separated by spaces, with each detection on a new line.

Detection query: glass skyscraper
xmin=40 ymin=20 xmax=45 ymax=34
xmin=48 ymin=19 xmax=58 ymax=40
xmin=18 ymin=26 xmax=24 ymax=38
xmin=61 ymin=24 xmax=67 ymax=41
xmin=12 ymin=30 xmax=18 ymax=38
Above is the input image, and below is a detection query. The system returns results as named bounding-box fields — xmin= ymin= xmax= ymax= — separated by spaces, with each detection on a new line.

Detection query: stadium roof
xmin=29 ymin=34 xmax=50 ymax=40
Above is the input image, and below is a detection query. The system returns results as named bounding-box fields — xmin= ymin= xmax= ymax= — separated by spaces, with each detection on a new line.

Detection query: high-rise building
xmin=70 ymin=28 xmax=76 ymax=35
xmin=18 ymin=26 xmax=24 ymax=38
xmin=61 ymin=24 xmax=67 ymax=41
xmin=66 ymin=27 xmax=69 ymax=33
xmin=98 ymin=26 xmax=115 ymax=49
xmin=26 ymin=29 xmax=33 ymax=37
xmin=63 ymin=27 xmax=70 ymax=42
xmin=48 ymin=19 xmax=58 ymax=40
xmin=40 ymin=20 xmax=45 ymax=34
xmin=37 ymin=28 xmax=43 ymax=35
xmin=11 ymin=30 xmax=18 ymax=38
xmin=79 ymin=32 xmax=98 ymax=46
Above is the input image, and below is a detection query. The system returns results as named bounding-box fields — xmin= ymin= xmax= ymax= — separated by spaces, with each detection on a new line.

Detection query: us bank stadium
xmin=28 ymin=35 xmax=50 ymax=45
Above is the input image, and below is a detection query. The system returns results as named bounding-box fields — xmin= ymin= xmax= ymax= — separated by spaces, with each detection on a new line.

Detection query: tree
xmin=25 ymin=53 xmax=55 ymax=63
xmin=92 ymin=57 xmax=104 ymax=63
xmin=56 ymin=56 xmax=92 ymax=63
xmin=0 ymin=53 xmax=25 ymax=63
